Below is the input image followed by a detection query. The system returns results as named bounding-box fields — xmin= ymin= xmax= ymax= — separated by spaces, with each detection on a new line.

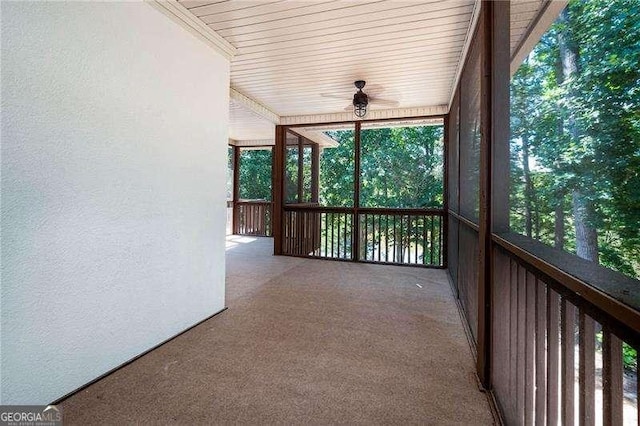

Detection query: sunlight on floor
xmin=225 ymin=235 xmax=258 ymax=251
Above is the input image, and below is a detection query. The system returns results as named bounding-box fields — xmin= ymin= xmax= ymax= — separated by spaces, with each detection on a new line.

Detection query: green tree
xmin=238 ymin=148 xmax=272 ymax=200
xmin=510 ymin=0 xmax=640 ymax=277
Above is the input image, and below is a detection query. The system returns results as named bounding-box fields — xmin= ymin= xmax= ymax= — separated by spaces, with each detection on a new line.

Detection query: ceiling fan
xmin=321 ymin=80 xmax=399 ymax=118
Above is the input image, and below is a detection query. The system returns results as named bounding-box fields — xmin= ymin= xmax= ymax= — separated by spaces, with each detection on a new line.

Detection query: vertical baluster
xmin=393 ymin=215 xmax=397 ymax=262
xmin=413 ymin=216 xmax=424 ymax=264
xmin=296 ymin=210 xmax=299 ymax=253
xmin=311 ymin=211 xmax=315 ymax=255
xmin=256 ymin=205 xmax=260 ymax=235
xmin=293 ymin=211 xmax=298 ymax=255
xmin=602 ymin=330 xmax=623 ymax=426
xmin=364 ymin=213 xmax=368 ymax=261
xmin=517 ymin=263 xmax=526 ymax=424
xmin=307 ymin=211 xmax=312 ymax=255
xmin=547 ymin=289 xmax=560 ymax=425
xmin=421 ymin=215 xmax=427 ymax=265
xmin=579 ymin=310 xmax=595 ymax=426
xmin=298 ymin=211 xmax=303 ymax=255
xmin=509 ymin=259 xmax=519 ymax=423
xmin=377 ymin=215 xmax=382 ymax=262
xmin=320 ymin=212 xmax=327 ymax=257
xmin=336 ymin=212 xmax=341 ymax=258
xmin=561 ymin=299 xmax=576 ymax=426
xmin=343 ymin=213 xmax=348 ymax=260
xmin=244 ymin=205 xmax=248 ymax=234
xmin=535 ymin=279 xmax=547 ymax=425
xmin=253 ymin=205 xmax=257 ymax=234
xmin=525 ymin=272 xmax=536 ymax=425
xmin=372 ymin=213 xmax=376 ymax=262
xmin=285 ymin=211 xmax=290 ymax=254
xmin=438 ymin=215 xmax=442 ymax=266
xmin=246 ymin=205 xmax=251 ymax=234
xmin=400 ymin=215 xmax=404 ymax=263
xmin=430 ymin=214 xmax=436 ymax=265
xmin=284 ymin=211 xmax=288 ymax=254
xmin=330 ymin=212 xmax=335 ymax=258
xmin=385 ymin=214 xmax=389 ymax=262
xmin=407 ymin=215 xmax=412 ymax=264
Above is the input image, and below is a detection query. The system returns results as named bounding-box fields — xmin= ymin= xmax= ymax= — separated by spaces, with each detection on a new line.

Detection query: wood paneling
xmin=178 ymin=0 xmax=475 ymax=118
xmin=509 ymin=0 xmax=545 ymax=53
xmin=229 ymin=99 xmax=275 ymax=141
xmin=174 ymin=1 xmax=553 ymax=143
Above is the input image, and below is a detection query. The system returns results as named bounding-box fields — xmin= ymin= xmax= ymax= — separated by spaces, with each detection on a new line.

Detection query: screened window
xmin=360 ymin=121 xmax=444 ymax=209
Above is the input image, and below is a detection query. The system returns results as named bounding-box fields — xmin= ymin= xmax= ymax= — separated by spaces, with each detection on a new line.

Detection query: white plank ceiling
xmin=229 ymin=98 xmax=275 ymax=142
xmin=177 ymin=0 xmax=551 ymax=142
xmin=510 ymin=0 xmax=546 ymax=55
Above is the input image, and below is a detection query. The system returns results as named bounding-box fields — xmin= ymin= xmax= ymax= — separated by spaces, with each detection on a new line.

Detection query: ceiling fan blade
xmin=369 ymin=97 xmax=399 ymax=107
xmin=363 ymin=83 xmax=385 ymax=95
xmin=344 ymin=105 xmax=354 ymax=112
xmin=321 ymin=93 xmax=351 ymax=100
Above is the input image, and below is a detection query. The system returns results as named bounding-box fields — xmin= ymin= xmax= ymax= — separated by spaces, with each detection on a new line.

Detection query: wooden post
xmin=311 ymin=143 xmax=320 ymax=203
xmin=273 ymin=126 xmax=285 ymax=255
xmin=477 ymin=0 xmax=510 ymax=390
xmin=443 ymin=115 xmax=450 ymax=269
xmin=232 ymin=145 xmax=240 ymax=235
xmin=353 ymin=121 xmax=362 ymax=261
xmin=297 ymin=135 xmax=304 ymax=203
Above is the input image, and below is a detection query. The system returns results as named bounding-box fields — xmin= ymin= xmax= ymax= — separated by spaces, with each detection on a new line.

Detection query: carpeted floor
xmin=60 ymin=236 xmax=494 ymax=425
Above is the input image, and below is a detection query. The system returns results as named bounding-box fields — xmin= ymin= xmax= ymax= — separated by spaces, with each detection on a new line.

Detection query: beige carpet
xmin=60 ymin=236 xmax=494 ymax=425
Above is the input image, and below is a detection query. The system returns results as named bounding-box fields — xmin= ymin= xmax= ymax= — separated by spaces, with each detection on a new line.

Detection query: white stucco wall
xmin=1 ymin=2 xmax=229 ymax=404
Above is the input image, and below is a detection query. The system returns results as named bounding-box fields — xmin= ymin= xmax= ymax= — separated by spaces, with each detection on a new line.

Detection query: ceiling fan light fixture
xmin=353 ymin=84 xmax=368 ymax=118
xmin=353 ymin=100 xmax=368 ymax=118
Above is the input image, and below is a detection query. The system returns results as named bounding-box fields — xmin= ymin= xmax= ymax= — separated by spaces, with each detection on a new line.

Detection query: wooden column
xmin=297 ymin=136 xmax=304 ymax=203
xmin=443 ymin=115 xmax=450 ymax=269
xmin=353 ymin=121 xmax=362 ymax=261
xmin=311 ymin=143 xmax=320 ymax=203
xmin=477 ymin=0 xmax=510 ymax=390
xmin=273 ymin=126 xmax=285 ymax=255
xmin=232 ymin=145 xmax=240 ymax=235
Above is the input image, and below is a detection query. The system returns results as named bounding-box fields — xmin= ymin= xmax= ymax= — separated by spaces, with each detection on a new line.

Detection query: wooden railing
xmin=282 ymin=205 xmax=445 ymax=267
xmin=449 ymin=209 xmax=640 ymax=424
xmin=359 ymin=209 xmax=443 ymax=266
xmin=283 ymin=206 xmax=352 ymax=260
xmin=490 ymin=234 xmax=639 ymax=425
xmin=233 ymin=200 xmax=273 ymax=237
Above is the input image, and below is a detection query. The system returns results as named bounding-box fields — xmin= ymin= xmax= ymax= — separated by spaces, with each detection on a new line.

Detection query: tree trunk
xmin=522 ymin=135 xmax=534 ymax=238
xmin=572 ymin=190 xmax=599 ymax=262
xmin=554 ymin=55 xmax=566 ymax=250
xmin=554 ymin=193 xmax=565 ymax=250
xmin=558 ymin=8 xmax=599 ymax=262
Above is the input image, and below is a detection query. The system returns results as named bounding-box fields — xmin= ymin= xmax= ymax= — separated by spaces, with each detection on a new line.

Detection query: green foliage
xmin=236 ymin=125 xmax=444 ymax=210
xmin=596 ymin=331 xmax=637 ymax=371
xmin=320 ymin=126 xmax=444 ymax=208
xmin=238 ymin=149 xmax=272 ymax=200
xmin=510 ymin=0 xmax=640 ymax=278
xmin=360 ymin=126 xmax=443 ymax=208
xmin=320 ymin=130 xmax=355 ymax=207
